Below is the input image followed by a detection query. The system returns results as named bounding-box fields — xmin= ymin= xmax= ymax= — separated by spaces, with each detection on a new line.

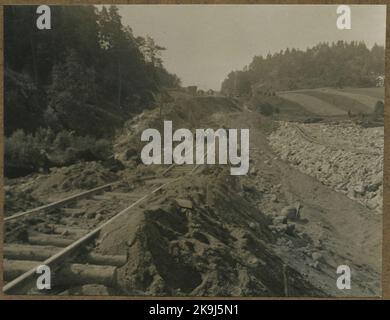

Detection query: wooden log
xmin=84 ymin=253 xmax=127 ymax=267
xmin=54 ymin=263 xmax=117 ymax=287
xmin=104 ymin=192 xmax=142 ymax=199
xmin=62 ymin=208 xmax=85 ymax=217
xmin=4 ymin=244 xmax=59 ymax=261
xmin=28 ymin=234 xmax=74 ymax=247
xmin=92 ymin=195 xmax=113 ymax=201
xmin=53 ymin=226 xmax=87 ymax=236
xmin=4 ymin=260 xmax=38 ymax=281
xmin=4 ymin=260 xmax=117 ymax=287
xmin=144 ymin=178 xmax=176 ymax=185
xmin=4 ymin=244 xmax=126 ymax=267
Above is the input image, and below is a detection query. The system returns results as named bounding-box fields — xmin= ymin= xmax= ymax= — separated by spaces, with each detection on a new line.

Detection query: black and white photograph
xmin=1 ymin=4 xmax=386 ymax=298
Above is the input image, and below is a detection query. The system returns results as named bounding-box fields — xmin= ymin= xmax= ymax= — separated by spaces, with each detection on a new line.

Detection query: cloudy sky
xmin=118 ymin=5 xmax=386 ymax=90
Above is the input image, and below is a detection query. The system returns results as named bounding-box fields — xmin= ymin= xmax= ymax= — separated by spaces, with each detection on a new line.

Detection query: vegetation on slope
xmin=4 ymin=5 xmax=180 ymax=177
xmin=221 ymin=41 xmax=384 ymax=96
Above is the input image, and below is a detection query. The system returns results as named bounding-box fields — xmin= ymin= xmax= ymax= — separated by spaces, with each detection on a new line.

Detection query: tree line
xmin=221 ymin=41 xmax=385 ymax=96
xmin=4 ymin=5 xmax=180 ymax=137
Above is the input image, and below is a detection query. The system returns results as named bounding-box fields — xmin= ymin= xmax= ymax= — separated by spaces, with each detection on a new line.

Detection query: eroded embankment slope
xmin=96 ymin=98 xmax=381 ymax=297
xmin=97 ymin=168 xmax=323 ymax=296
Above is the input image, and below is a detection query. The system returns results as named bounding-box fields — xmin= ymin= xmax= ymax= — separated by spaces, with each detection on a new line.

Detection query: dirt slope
xmin=4 ymin=94 xmax=381 ymax=297
xmin=97 ymin=97 xmax=381 ymax=297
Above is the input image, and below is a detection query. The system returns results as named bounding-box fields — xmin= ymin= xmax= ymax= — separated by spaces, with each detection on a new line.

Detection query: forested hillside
xmin=4 ymin=5 xmax=180 ymax=137
xmin=221 ymin=41 xmax=385 ymax=96
xmin=4 ymin=5 xmax=180 ymax=177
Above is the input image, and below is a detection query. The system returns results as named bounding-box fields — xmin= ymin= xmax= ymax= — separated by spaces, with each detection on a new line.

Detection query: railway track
xmin=3 ymin=161 xmax=200 ymax=295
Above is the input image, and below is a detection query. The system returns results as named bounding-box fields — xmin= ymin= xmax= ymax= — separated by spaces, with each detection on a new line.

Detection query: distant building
xmin=376 ymin=75 xmax=385 ymax=87
xmin=207 ymin=89 xmax=215 ymax=96
xmin=186 ymin=86 xmax=198 ymax=95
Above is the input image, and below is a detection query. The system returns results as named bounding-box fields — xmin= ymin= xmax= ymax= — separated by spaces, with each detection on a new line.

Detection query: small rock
xmin=367 ymin=198 xmax=379 ymax=210
xmin=313 ymin=239 xmax=323 ymax=249
xmin=275 ymin=224 xmax=288 ymax=233
xmin=176 ymin=198 xmax=193 ymax=209
xmin=354 ymin=184 xmax=366 ymax=196
xmin=367 ymin=174 xmax=382 ymax=192
xmin=311 ymin=252 xmax=323 ymax=262
xmin=270 ymin=194 xmax=278 ymax=202
xmin=273 ymin=216 xmax=286 ymax=225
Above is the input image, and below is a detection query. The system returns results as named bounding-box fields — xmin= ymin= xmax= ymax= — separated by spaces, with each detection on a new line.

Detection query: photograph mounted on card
xmin=1 ymin=3 xmax=386 ymax=298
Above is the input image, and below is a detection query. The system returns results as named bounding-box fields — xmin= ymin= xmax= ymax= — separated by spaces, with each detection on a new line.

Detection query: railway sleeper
xmin=144 ymin=178 xmax=177 ymax=185
xmin=4 ymin=244 xmax=127 ymax=267
xmin=4 ymin=260 xmax=118 ymax=287
xmin=28 ymin=234 xmax=75 ymax=247
xmin=103 ymin=192 xmax=144 ymax=199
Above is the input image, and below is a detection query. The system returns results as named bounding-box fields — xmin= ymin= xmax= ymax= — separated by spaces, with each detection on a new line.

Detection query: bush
xmin=4 ymin=130 xmax=45 ymax=176
xmin=374 ymin=100 xmax=384 ymax=116
xmin=54 ymin=130 xmax=74 ymax=151
xmin=70 ymin=136 xmax=112 ymax=162
xmin=4 ymin=128 xmax=113 ymax=177
xmin=258 ymin=102 xmax=275 ymax=116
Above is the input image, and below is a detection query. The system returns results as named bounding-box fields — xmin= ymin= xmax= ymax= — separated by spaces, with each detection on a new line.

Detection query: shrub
xmin=4 ymin=128 xmax=113 ymax=177
xmin=258 ymin=102 xmax=275 ymax=116
xmin=4 ymin=130 xmax=44 ymax=176
xmin=374 ymin=100 xmax=384 ymax=116
xmin=54 ymin=130 xmax=74 ymax=151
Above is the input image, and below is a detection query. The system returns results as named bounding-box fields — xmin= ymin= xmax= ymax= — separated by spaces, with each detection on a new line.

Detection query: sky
xmin=118 ymin=5 xmax=386 ymax=90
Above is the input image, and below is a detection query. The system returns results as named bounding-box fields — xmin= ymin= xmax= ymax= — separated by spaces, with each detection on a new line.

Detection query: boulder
xmin=311 ymin=252 xmax=323 ymax=262
xmin=353 ymin=184 xmax=366 ymax=196
xmin=175 ymin=198 xmax=193 ymax=209
xmin=272 ymin=216 xmax=286 ymax=225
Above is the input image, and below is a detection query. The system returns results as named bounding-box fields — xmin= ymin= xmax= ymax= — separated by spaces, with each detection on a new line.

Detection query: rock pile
xmin=269 ymin=122 xmax=383 ymax=214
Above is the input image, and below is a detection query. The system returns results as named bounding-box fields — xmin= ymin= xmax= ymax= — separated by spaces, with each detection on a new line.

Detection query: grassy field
xmin=250 ymin=95 xmax=318 ymax=121
xmin=298 ymin=90 xmax=369 ymax=114
xmin=277 ymin=87 xmax=383 ymax=116
xmin=278 ymin=92 xmax=347 ymax=116
xmin=335 ymin=87 xmax=384 ymax=100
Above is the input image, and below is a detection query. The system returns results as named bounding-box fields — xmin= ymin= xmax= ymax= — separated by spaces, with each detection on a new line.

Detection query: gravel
xmin=269 ymin=121 xmax=383 ymax=214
